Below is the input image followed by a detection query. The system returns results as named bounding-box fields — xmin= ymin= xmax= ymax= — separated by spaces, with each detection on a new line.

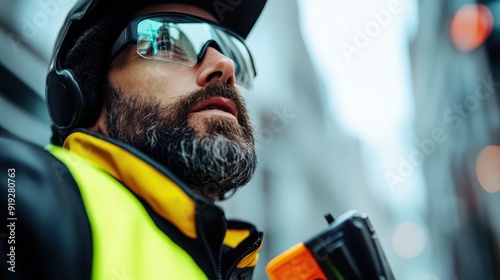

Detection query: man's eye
xmin=157 ymin=42 xmax=188 ymax=59
xmin=172 ymin=46 xmax=188 ymax=58
xmin=138 ymin=38 xmax=190 ymax=62
xmin=157 ymin=39 xmax=171 ymax=50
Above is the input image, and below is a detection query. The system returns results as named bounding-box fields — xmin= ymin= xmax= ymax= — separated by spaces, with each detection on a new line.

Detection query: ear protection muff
xmin=46 ymin=68 xmax=85 ymax=137
xmin=45 ymin=2 xmax=104 ymax=144
xmin=46 ymin=62 xmax=103 ymax=144
xmin=45 ymin=0 xmax=107 ymax=144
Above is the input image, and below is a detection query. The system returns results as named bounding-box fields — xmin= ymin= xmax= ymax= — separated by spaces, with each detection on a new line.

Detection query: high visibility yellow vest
xmin=46 ymin=130 xmax=262 ymax=280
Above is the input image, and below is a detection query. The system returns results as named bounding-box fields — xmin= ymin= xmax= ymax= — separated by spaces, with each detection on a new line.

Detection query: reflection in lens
xmin=135 ymin=16 xmax=255 ymax=88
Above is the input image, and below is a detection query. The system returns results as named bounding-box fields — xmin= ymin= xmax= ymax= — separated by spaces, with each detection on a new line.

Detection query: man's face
xmin=94 ymin=4 xmax=257 ymax=200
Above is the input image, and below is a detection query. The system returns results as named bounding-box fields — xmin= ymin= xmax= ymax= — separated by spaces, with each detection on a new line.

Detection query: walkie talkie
xmin=266 ymin=210 xmax=395 ymax=280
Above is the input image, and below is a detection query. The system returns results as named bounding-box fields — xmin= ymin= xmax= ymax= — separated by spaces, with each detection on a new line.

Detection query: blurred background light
xmin=449 ymin=4 xmax=494 ymax=52
xmin=476 ymin=145 xmax=500 ymax=193
xmin=392 ymin=222 xmax=427 ymax=258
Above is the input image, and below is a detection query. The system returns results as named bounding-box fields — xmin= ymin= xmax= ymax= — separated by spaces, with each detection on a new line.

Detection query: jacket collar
xmin=64 ymin=129 xmax=208 ymax=239
xmin=63 ymin=129 xmax=262 ymax=274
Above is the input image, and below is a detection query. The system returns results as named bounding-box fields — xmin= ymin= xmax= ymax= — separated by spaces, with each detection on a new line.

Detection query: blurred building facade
xmin=411 ymin=0 xmax=500 ymax=279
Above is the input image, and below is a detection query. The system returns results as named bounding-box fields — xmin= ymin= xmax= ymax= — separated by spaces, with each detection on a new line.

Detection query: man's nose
xmin=196 ymin=47 xmax=236 ymax=87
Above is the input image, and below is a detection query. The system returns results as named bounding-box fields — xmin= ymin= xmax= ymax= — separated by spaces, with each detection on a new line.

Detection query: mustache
xmin=175 ymin=82 xmax=248 ymax=124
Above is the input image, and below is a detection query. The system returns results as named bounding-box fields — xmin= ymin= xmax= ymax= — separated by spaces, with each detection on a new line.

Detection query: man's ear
xmin=87 ymin=108 xmax=109 ymax=136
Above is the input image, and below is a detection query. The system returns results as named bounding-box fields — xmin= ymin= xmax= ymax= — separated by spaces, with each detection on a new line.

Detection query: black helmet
xmin=46 ymin=0 xmax=267 ymax=145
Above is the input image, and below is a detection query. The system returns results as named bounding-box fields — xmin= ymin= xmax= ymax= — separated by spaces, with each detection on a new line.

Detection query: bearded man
xmin=0 ymin=0 xmax=267 ymax=279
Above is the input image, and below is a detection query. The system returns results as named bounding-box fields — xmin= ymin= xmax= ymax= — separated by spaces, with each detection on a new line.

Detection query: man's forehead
xmin=133 ymin=4 xmax=219 ymax=23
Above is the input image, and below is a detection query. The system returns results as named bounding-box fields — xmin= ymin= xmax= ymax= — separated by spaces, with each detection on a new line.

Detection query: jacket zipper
xmin=201 ymin=235 xmax=223 ymax=280
xmin=197 ymin=209 xmax=224 ymax=280
xmin=224 ymin=237 xmax=263 ymax=280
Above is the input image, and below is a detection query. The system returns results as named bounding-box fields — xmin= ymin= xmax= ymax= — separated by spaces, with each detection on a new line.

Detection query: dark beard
xmin=103 ymin=82 xmax=257 ymax=200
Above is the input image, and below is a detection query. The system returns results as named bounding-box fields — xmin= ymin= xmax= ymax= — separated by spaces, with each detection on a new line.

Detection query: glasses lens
xmin=137 ymin=18 xmax=198 ymax=65
xmin=230 ymin=36 xmax=255 ymax=88
xmin=136 ymin=16 xmax=255 ymax=88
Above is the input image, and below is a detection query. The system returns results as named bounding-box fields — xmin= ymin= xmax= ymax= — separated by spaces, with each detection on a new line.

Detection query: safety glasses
xmin=111 ymin=13 xmax=256 ymax=89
